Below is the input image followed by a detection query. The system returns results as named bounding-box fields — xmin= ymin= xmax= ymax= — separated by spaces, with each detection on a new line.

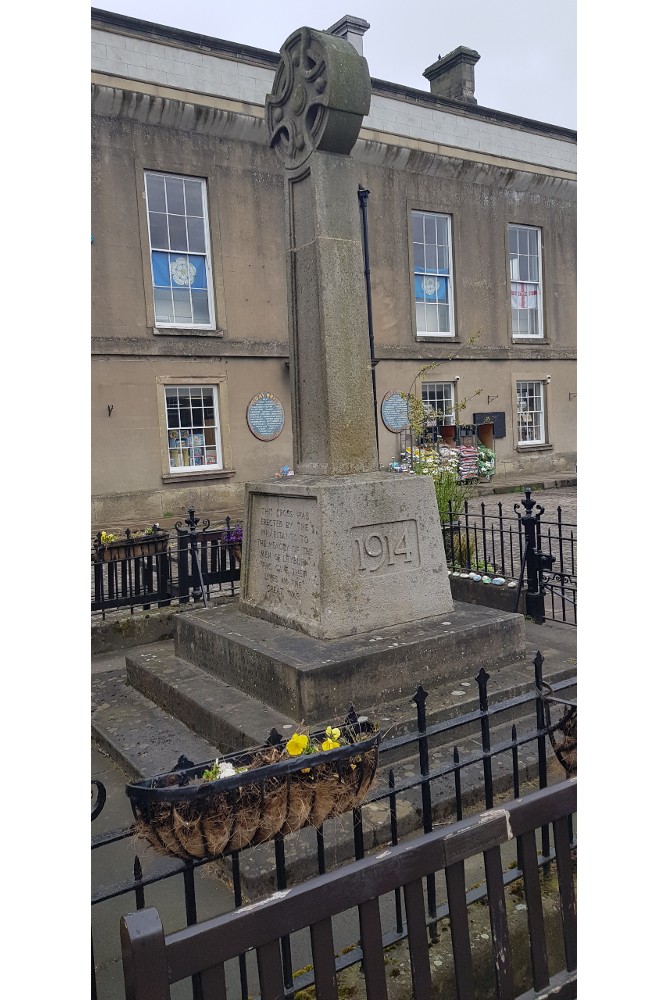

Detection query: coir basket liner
xmin=126 ymin=727 xmax=380 ymax=861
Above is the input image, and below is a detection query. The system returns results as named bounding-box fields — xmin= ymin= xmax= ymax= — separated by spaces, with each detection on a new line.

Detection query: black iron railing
xmin=120 ymin=780 xmax=577 ymax=1000
xmin=92 ymin=652 xmax=576 ymax=1000
xmin=442 ymin=488 xmax=577 ymax=625
xmin=91 ymin=510 xmax=242 ymax=619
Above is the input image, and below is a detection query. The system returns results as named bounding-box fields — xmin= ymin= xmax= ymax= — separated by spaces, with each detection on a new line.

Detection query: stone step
xmin=358 ymin=647 xmax=576 ymax=757
xmin=174 ymin=601 xmax=527 ymax=721
xmin=125 ymin=641 xmax=299 ymax=754
xmin=91 ymin=666 xmax=219 ymax=780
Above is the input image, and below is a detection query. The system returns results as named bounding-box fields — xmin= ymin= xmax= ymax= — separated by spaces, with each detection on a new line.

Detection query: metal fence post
xmin=413 ymin=685 xmax=438 ymax=942
xmin=516 ymin=488 xmax=546 ymax=623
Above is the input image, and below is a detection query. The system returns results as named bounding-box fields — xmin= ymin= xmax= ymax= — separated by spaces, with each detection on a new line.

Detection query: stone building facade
xmin=91 ymin=9 xmax=576 ymax=526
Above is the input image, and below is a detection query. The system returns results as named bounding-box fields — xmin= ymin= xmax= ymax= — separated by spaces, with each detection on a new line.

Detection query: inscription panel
xmin=352 ymin=519 xmax=420 ymax=577
xmin=247 ymin=494 xmax=319 ymax=612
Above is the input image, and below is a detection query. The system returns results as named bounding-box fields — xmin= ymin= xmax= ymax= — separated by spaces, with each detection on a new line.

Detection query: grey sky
xmin=92 ymin=1 xmax=576 ymax=129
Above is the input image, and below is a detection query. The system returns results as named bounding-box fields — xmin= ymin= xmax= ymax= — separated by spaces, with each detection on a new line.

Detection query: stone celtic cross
xmin=265 ymin=27 xmax=377 ymax=476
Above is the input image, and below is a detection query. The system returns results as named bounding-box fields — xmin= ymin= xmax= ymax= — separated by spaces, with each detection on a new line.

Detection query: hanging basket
xmin=127 ymin=726 xmax=380 ymax=861
xmin=93 ymin=531 xmax=170 ymax=563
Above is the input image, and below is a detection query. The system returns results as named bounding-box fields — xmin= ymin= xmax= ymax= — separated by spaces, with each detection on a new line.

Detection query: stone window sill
xmin=161 ymin=469 xmax=236 ymax=484
xmin=152 ymin=328 xmax=226 ymax=338
xmin=515 ymin=444 xmax=553 ymax=453
xmin=415 ymin=336 xmax=460 ymax=344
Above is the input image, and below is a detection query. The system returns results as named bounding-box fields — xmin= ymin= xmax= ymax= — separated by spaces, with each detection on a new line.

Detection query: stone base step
xmin=91 ymin=667 xmax=219 ymax=780
xmin=174 ymin=602 xmax=527 ymax=721
xmin=125 ymin=641 xmax=299 ymax=756
xmin=97 ymin=636 xmax=575 ymax=783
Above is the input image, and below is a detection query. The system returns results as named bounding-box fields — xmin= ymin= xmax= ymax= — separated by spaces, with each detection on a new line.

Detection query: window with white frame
xmin=509 ymin=224 xmax=543 ymax=338
xmin=412 ymin=211 xmax=454 ymax=336
xmin=165 ymin=385 xmax=223 ymax=472
xmin=516 ymin=381 xmax=545 ymax=444
xmin=145 ymin=172 xmax=214 ymax=328
xmin=421 ymin=381 xmax=456 ymax=432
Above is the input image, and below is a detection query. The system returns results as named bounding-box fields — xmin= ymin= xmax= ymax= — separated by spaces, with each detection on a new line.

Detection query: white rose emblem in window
xmin=423 ymin=276 xmax=438 ymax=296
xmin=170 ymin=257 xmax=196 ymax=287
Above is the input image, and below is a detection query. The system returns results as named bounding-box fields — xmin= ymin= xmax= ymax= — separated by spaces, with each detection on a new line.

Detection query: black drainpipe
xmin=358 ymin=184 xmax=380 ymax=463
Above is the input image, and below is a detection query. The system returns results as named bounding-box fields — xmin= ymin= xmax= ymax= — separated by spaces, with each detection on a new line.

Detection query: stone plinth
xmin=239 ymin=473 xmax=453 ymax=640
xmin=175 ymin=602 xmax=526 ymax=722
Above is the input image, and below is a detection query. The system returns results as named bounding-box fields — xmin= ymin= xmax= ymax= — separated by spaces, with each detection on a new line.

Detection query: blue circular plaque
xmin=246 ymin=392 xmax=285 ymax=441
xmin=381 ymin=390 xmax=410 ymax=433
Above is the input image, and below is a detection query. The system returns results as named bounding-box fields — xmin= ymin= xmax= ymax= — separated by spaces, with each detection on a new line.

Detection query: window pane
xmin=519 ymin=255 xmax=529 ymax=280
xmin=424 ymin=215 xmax=437 ymax=245
xmin=438 ymin=304 xmax=450 ymax=331
xmin=165 ymin=177 xmax=185 ymax=215
xmin=187 ymin=216 xmax=206 ymax=253
xmin=437 ymin=245 xmax=449 ymax=273
xmin=509 ymin=227 xmax=518 ymax=253
xmin=518 ymin=228 xmax=529 ymax=255
xmin=529 ymin=256 xmax=539 ymax=282
xmin=413 ymin=243 xmax=425 ymax=271
xmin=509 ymin=253 xmax=519 ymax=280
xmin=168 ymin=214 xmax=188 ymax=252
xmin=527 ymin=228 xmax=538 ymax=255
xmin=153 ymin=287 xmax=173 ymax=323
xmin=149 ymin=212 xmax=169 ymax=248
xmin=172 ymin=288 xmax=193 ymax=323
xmin=146 ymin=174 xmax=166 ymax=212
xmin=436 ymin=215 xmax=446 ymax=245
xmin=425 ymin=245 xmax=437 ymax=271
xmin=415 ymin=303 xmax=426 ymax=331
xmin=184 ymin=179 xmax=204 ymax=217
xmin=192 ymin=290 xmax=210 ymax=324
xmin=425 ymin=303 xmax=439 ymax=332
xmin=165 ymin=385 xmax=221 ymax=471
xmin=412 ymin=212 xmax=424 ymax=242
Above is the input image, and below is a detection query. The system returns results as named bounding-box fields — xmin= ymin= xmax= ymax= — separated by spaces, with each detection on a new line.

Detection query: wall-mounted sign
xmin=246 ymin=392 xmax=285 ymax=441
xmin=381 ymin=390 xmax=410 ymax=433
xmin=473 ymin=412 xmax=506 ymax=438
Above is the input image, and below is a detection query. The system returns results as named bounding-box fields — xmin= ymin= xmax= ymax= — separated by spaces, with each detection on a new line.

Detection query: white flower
xmin=217 ymin=761 xmax=236 ymax=778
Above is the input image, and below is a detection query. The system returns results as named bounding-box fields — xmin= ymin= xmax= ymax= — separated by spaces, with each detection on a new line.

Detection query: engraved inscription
xmin=247 ymin=494 xmax=319 ymax=609
xmin=352 ymin=519 xmax=420 ymax=576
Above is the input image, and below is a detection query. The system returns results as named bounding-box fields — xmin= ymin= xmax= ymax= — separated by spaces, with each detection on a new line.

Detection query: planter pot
xmin=127 ymin=727 xmax=380 ymax=861
xmin=93 ymin=532 xmax=169 ymax=563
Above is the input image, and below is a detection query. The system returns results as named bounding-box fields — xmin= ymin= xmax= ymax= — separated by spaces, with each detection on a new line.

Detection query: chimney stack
xmin=327 ymin=14 xmax=370 ymax=56
xmin=423 ymin=46 xmax=481 ymax=104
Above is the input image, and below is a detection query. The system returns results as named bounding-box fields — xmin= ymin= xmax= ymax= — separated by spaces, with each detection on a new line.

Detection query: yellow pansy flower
xmin=286 ymin=733 xmax=309 ymax=756
xmin=325 ymin=726 xmax=341 ymax=741
xmin=322 ymin=738 xmax=340 ymax=751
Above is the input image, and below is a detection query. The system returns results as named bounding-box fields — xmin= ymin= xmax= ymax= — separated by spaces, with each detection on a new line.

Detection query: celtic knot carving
xmin=265 ymin=26 xmax=371 ymax=169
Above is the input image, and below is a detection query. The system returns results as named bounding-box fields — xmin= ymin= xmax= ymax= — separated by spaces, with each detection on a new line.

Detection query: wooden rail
xmin=121 ymin=779 xmax=576 ymax=1000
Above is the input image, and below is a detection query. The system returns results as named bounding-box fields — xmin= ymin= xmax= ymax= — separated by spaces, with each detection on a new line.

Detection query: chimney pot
xmin=327 ymin=14 xmax=371 ymax=56
xmin=423 ymin=45 xmax=481 ymax=104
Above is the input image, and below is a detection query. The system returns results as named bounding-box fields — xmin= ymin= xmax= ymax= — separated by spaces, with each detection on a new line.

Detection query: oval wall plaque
xmin=381 ymin=390 xmax=410 ymax=433
xmin=246 ymin=392 xmax=285 ymax=441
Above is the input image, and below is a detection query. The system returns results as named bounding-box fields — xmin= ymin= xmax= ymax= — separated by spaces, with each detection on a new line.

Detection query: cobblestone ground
xmin=468 ymin=485 xmax=576 ymax=524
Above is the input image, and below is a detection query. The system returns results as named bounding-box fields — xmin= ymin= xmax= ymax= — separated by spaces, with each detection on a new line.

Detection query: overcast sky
xmin=91 ymin=0 xmax=577 ymax=129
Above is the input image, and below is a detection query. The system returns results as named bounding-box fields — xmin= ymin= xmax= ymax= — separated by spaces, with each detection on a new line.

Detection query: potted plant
xmin=127 ymin=720 xmax=380 ymax=861
xmin=226 ymin=522 xmax=243 ymax=565
xmin=92 ymin=524 xmax=170 ymax=562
